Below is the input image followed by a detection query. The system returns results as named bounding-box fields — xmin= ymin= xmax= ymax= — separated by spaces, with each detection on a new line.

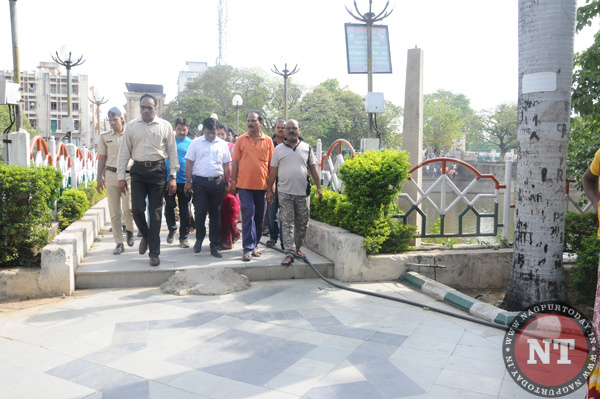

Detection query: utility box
xmin=62 ymin=117 xmax=74 ymax=132
xmin=361 ymin=138 xmax=380 ymax=152
xmin=0 ymin=80 xmax=21 ymax=105
xmin=365 ymin=92 xmax=384 ymax=113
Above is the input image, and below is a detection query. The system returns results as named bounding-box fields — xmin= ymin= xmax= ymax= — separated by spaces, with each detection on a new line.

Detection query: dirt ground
xmin=0 ymin=294 xmax=82 ymax=316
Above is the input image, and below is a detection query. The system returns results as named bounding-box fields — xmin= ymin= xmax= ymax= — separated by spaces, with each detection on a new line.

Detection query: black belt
xmin=133 ymin=159 xmax=165 ymax=167
xmin=193 ymin=175 xmax=222 ymax=181
xmin=106 ymin=166 xmax=129 ymax=173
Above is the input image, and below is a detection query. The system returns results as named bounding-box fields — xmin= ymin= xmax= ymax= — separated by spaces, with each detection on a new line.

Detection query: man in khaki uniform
xmin=96 ymin=107 xmax=135 ymax=255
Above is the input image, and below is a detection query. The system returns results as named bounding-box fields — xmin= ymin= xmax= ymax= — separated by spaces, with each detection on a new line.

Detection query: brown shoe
xmin=139 ymin=237 xmax=148 ymax=255
xmin=149 ymin=256 xmax=160 ymax=267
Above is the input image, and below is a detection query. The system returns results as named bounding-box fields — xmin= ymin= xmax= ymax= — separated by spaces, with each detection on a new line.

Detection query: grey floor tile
xmin=101 ymin=375 xmax=149 ymax=399
xmin=46 ymin=359 xmax=102 ymax=380
xmin=368 ymin=331 xmax=408 ymax=346
xmin=70 ymin=365 xmax=131 ymax=390
xmin=82 ymin=346 xmax=133 ymax=365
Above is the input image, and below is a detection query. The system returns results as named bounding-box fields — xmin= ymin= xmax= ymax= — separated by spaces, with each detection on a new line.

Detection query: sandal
xmin=281 ymin=256 xmax=294 ymax=266
xmin=252 ymin=248 xmax=261 ymax=257
xmin=295 ymin=250 xmax=306 ymax=259
xmin=242 ymin=252 xmax=252 ymax=261
xmin=266 ymin=238 xmax=277 ymax=247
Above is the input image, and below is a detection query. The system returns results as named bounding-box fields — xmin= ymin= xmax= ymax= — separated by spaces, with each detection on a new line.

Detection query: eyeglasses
xmin=140 ymin=105 xmax=154 ymax=111
xmin=285 ymin=127 xmax=299 ymax=131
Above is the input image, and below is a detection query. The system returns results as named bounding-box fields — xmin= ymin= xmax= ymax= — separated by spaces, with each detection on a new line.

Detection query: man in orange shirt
xmin=229 ymin=111 xmax=274 ymax=261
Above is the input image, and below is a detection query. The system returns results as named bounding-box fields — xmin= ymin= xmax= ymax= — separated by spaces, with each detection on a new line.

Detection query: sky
xmin=1 ymin=0 xmax=598 ymax=119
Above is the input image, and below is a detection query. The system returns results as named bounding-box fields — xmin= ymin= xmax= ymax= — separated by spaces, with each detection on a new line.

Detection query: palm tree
xmin=503 ymin=0 xmax=577 ymax=310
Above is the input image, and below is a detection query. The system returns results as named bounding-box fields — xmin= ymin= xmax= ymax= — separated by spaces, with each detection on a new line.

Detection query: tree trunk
xmin=503 ymin=0 xmax=576 ymax=310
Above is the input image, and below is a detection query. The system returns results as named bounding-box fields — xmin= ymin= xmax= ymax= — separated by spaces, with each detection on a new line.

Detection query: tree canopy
xmin=162 ymin=65 xmax=303 ymax=135
xmin=422 ymin=89 xmax=477 ymax=155
xmin=568 ymin=0 xmax=600 ymax=184
xmin=469 ymin=103 xmax=518 ymax=159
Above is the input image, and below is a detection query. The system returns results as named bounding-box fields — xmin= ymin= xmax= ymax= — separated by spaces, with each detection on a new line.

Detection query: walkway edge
xmin=0 ymin=197 xmax=108 ymax=300
xmin=400 ymin=271 xmax=518 ymax=326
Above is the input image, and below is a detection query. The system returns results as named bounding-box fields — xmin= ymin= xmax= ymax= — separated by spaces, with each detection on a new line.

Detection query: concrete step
xmin=75 ymin=225 xmax=334 ymax=289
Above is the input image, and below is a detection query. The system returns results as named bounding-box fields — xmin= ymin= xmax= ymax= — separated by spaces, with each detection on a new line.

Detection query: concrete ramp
xmin=75 ymin=223 xmax=334 ymax=289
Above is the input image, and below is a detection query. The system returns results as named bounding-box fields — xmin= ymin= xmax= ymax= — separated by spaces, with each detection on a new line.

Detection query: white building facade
xmin=1 ymin=62 xmax=93 ymax=148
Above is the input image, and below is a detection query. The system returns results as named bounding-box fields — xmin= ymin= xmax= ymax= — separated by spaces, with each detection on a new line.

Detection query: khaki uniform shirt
xmin=117 ymin=116 xmax=179 ymax=180
xmin=98 ymin=129 xmax=132 ymax=170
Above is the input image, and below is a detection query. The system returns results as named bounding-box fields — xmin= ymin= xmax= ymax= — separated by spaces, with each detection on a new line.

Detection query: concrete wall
xmin=305 ymin=220 xmax=513 ymax=288
xmin=0 ymin=198 xmax=108 ymax=300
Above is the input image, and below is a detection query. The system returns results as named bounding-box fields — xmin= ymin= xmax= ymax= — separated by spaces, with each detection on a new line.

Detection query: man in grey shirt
xmin=117 ymin=93 xmax=179 ymax=267
xmin=266 ymin=119 xmax=322 ymax=266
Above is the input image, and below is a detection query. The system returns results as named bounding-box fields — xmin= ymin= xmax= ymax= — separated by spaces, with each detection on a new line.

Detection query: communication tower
xmin=217 ymin=0 xmax=228 ymax=65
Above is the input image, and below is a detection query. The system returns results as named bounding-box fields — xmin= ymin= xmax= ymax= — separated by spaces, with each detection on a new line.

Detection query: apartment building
xmin=1 ymin=62 xmax=93 ymax=147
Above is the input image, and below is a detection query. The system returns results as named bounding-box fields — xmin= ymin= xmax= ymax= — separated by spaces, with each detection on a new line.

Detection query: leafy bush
xmin=310 ymin=150 xmax=415 ymax=254
xmin=339 ymin=149 xmax=410 ymax=210
xmin=77 ymin=181 xmax=105 ymax=208
xmin=0 ymin=164 xmax=62 ymax=267
xmin=564 ymin=211 xmax=597 ymax=253
xmin=57 ymin=189 xmax=89 ymax=230
xmin=569 ymin=236 xmax=600 ymax=303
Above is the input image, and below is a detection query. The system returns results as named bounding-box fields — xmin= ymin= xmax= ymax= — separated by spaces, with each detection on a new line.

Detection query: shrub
xmin=310 ymin=150 xmax=415 ymax=254
xmin=57 ymin=189 xmax=89 ymax=230
xmin=569 ymin=235 xmax=600 ymax=303
xmin=564 ymin=211 xmax=597 ymax=253
xmin=0 ymin=164 xmax=62 ymax=267
xmin=77 ymin=181 xmax=105 ymax=208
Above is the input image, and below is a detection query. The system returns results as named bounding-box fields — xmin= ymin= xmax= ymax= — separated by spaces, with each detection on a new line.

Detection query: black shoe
xmin=194 ymin=240 xmax=202 ymax=253
xmin=210 ymin=247 xmax=222 ymax=258
xmin=126 ymin=230 xmax=134 ymax=247
xmin=113 ymin=243 xmax=124 ymax=255
xmin=167 ymin=230 xmax=176 ymax=244
xmin=137 ymin=231 xmax=143 ymax=237
xmin=149 ymin=256 xmax=160 ymax=267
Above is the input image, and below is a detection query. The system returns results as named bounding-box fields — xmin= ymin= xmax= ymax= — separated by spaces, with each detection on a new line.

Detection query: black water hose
xmin=261 ymin=241 xmax=509 ymax=332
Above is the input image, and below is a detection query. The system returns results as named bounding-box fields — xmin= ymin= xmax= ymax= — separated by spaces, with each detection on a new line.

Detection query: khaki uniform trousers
xmin=105 ymin=170 xmax=134 ymax=244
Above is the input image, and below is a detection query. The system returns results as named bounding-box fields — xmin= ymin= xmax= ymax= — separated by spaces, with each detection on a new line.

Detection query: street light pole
xmin=232 ymin=94 xmax=243 ymax=134
xmin=51 ymin=45 xmax=85 ymax=144
xmin=89 ymin=91 xmax=108 ymax=146
xmin=271 ymin=63 xmax=299 ymax=121
xmin=346 ymin=0 xmax=393 ymax=138
xmin=8 ymin=0 xmax=22 ymax=131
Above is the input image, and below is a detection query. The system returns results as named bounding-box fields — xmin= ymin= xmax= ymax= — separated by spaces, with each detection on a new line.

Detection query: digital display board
xmin=345 ymin=23 xmax=392 ymax=74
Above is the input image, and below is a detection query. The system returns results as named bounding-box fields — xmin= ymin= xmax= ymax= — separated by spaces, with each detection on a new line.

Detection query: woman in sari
xmin=217 ymin=124 xmax=241 ymax=249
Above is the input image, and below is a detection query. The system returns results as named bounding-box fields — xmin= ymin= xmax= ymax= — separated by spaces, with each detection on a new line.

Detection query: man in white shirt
xmin=184 ymin=117 xmax=232 ymax=258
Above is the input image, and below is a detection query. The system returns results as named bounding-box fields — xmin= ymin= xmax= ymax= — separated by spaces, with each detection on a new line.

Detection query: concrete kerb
xmin=401 ymin=271 xmax=519 ymax=326
xmin=1 ymin=197 xmax=110 ymax=299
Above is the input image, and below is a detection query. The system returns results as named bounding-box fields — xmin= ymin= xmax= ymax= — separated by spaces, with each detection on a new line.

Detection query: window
xmin=61 ymin=102 xmax=68 ymax=111
xmin=28 ymin=83 xmax=35 ymax=93
xmin=72 ymin=85 xmax=78 ymax=95
xmin=50 ymin=84 xmax=56 ymax=94
xmin=30 ymin=120 xmax=36 ymax=129
xmin=74 ymin=120 xmax=80 ymax=130
xmin=51 ymin=120 xmax=57 ymax=133
xmin=29 ymin=102 xmax=35 ymax=110
xmin=72 ymin=103 xmax=79 ymax=112
xmin=61 ymin=85 xmax=67 ymax=95
xmin=50 ymin=102 xmax=57 ymax=111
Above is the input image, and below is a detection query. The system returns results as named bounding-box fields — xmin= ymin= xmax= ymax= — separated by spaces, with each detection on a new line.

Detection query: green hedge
xmin=0 ymin=164 xmax=62 ymax=267
xmin=78 ymin=181 xmax=105 ymax=208
xmin=564 ymin=211 xmax=600 ymax=303
xmin=57 ymin=188 xmax=89 ymax=230
xmin=311 ymin=149 xmax=416 ymax=254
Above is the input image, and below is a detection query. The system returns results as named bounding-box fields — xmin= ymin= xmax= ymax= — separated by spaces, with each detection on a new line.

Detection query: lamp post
xmin=271 ymin=63 xmax=299 ymax=121
xmin=232 ymin=94 xmax=243 ymax=134
xmin=346 ymin=0 xmax=393 ymax=138
xmin=51 ymin=45 xmax=85 ymax=143
xmin=89 ymin=90 xmax=108 ymax=144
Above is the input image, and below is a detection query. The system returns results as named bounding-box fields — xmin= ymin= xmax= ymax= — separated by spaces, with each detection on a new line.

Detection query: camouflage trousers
xmin=278 ymin=192 xmax=310 ymax=256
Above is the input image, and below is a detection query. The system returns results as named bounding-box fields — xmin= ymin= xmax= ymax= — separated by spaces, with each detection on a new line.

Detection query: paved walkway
xmin=0 ymin=278 xmax=587 ymax=398
xmin=0 ymin=219 xmax=587 ymax=398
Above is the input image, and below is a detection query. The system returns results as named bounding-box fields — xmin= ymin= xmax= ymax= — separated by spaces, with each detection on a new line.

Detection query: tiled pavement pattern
xmin=0 ymin=280 xmax=587 ymax=398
